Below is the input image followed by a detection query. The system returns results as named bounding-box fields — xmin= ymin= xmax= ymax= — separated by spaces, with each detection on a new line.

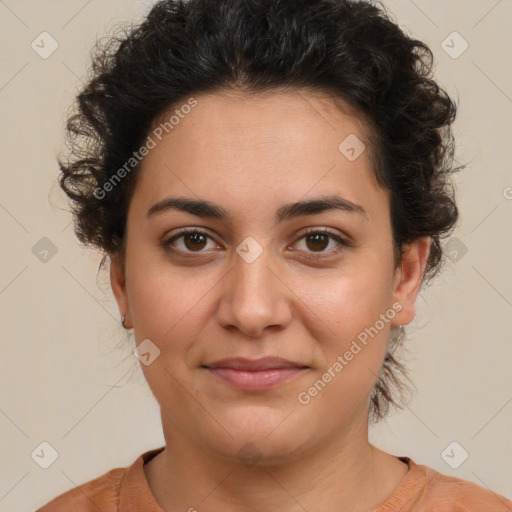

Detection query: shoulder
xmin=35 ymin=466 xmax=128 ymax=512
xmin=378 ymin=457 xmax=512 ymax=512
xmin=418 ymin=462 xmax=512 ymax=511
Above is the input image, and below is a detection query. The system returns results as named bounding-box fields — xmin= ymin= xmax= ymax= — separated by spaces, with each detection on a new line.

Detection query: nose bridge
xmin=233 ymin=247 xmax=273 ymax=300
xmin=217 ymin=239 xmax=291 ymax=336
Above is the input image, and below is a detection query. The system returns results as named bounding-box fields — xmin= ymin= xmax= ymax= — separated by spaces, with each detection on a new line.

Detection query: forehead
xmin=129 ymin=88 xmax=384 ymax=221
xmin=151 ymin=87 xmax=373 ymax=152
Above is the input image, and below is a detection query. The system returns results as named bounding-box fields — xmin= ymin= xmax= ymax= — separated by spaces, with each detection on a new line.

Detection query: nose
xmin=216 ymin=245 xmax=293 ymax=338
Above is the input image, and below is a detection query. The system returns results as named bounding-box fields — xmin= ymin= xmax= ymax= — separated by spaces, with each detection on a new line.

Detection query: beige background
xmin=0 ymin=0 xmax=511 ymax=510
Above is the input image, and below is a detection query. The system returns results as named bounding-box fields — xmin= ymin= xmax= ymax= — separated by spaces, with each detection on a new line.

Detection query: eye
xmin=292 ymin=228 xmax=350 ymax=259
xmin=161 ymin=227 xmax=350 ymax=259
xmin=162 ymin=228 xmax=220 ymax=255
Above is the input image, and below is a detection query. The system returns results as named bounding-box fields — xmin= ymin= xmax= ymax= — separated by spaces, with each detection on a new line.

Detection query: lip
xmin=205 ymin=357 xmax=308 ymax=371
xmin=202 ymin=357 xmax=309 ymax=390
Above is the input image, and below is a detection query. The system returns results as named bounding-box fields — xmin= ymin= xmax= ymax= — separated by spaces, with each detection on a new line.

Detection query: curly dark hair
xmin=58 ymin=0 xmax=464 ymax=422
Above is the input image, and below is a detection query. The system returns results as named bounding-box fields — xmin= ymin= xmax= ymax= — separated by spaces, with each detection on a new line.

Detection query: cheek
xmin=126 ymin=258 xmax=223 ymax=385
xmin=128 ymin=270 xmax=209 ymax=410
xmin=297 ymin=275 xmax=392 ymax=420
xmin=290 ymin=261 xmax=395 ymax=404
xmin=126 ymin=242 xmax=204 ymax=335
xmin=293 ymin=259 xmax=395 ymax=343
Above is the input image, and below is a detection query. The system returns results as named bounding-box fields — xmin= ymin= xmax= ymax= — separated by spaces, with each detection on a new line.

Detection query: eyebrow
xmin=146 ymin=195 xmax=368 ymax=222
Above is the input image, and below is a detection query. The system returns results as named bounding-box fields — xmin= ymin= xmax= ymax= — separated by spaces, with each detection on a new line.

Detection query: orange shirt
xmin=36 ymin=446 xmax=512 ymax=511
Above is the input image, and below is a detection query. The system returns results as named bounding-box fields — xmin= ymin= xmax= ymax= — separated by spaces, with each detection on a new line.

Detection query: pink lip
xmin=203 ymin=357 xmax=309 ymax=390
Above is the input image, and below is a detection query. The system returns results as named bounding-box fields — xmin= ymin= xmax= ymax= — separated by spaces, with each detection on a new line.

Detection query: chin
xmin=201 ymin=407 xmax=314 ymax=466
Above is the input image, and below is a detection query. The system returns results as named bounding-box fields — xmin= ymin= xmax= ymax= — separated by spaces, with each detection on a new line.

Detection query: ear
xmin=391 ymin=236 xmax=432 ymax=328
xmin=110 ymin=252 xmax=132 ymax=329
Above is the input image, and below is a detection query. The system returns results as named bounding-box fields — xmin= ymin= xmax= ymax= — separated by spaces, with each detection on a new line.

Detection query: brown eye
xmin=305 ymin=233 xmax=330 ymax=252
xmin=163 ymin=228 xmax=218 ymax=255
xmin=293 ymin=228 xmax=350 ymax=259
xmin=182 ymin=232 xmax=208 ymax=251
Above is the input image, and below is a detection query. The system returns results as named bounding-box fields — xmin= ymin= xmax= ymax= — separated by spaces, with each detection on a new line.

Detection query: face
xmin=111 ymin=88 xmax=430 ymax=464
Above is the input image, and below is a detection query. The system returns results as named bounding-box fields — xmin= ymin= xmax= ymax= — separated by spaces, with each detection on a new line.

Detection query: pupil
xmin=185 ymin=233 xmax=206 ymax=251
xmin=307 ymin=234 xmax=328 ymax=251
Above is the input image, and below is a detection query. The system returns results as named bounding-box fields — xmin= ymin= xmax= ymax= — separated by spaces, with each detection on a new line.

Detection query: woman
xmin=36 ymin=0 xmax=512 ymax=510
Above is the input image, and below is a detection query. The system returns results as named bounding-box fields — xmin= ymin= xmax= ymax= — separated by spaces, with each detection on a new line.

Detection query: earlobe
xmin=391 ymin=236 xmax=432 ymax=328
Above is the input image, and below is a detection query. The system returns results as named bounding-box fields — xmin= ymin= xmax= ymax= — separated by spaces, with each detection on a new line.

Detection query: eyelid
xmin=161 ymin=226 xmax=351 ymax=257
xmin=290 ymin=227 xmax=352 ymax=259
xmin=162 ymin=227 xmax=221 ymax=253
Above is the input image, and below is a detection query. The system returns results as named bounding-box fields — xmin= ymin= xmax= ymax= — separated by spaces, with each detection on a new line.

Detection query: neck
xmin=144 ymin=411 xmax=408 ymax=512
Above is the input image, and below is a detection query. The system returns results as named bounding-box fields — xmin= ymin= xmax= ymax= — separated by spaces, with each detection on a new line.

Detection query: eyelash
xmin=161 ymin=227 xmax=351 ymax=260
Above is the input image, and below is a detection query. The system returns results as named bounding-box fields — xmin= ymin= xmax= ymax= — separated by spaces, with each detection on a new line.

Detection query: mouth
xmin=201 ymin=357 xmax=310 ymax=391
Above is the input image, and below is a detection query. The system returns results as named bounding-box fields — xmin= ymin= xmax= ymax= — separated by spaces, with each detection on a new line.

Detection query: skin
xmin=110 ymin=88 xmax=431 ymax=512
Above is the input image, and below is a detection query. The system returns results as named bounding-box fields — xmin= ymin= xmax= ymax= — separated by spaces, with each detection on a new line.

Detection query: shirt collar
xmin=118 ymin=449 xmax=427 ymax=512
xmin=119 ymin=446 xmax=166 ymax=512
